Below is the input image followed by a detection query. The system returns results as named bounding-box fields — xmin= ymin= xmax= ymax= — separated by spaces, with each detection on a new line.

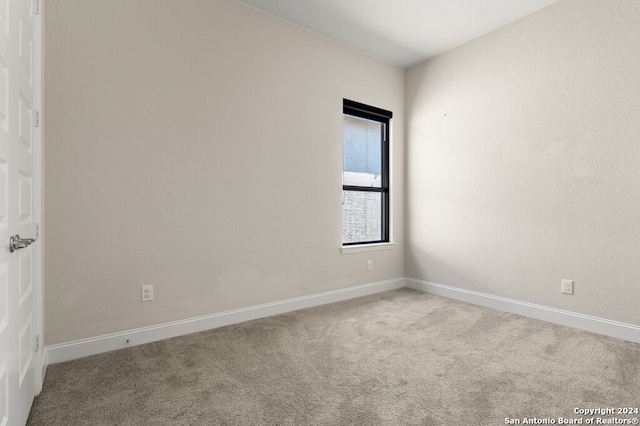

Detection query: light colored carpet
xmin=27 ymin=288 xmax=640 ymax=425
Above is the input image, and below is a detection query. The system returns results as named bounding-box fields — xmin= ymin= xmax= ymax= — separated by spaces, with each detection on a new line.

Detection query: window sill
xmin=341 ymin=242 xmax=396 ymax=255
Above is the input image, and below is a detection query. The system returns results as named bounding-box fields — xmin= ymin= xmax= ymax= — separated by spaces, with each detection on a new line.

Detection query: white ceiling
xmin=236 ymin=0 xmax=560 ymax=68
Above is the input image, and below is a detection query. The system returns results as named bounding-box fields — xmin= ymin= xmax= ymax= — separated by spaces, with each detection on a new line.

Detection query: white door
xmin=0 ymin=0 xmax=41 ymax=424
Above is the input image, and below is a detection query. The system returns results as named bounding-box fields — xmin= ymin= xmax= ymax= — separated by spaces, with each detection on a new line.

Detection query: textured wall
xmin=44 ymin=0 xmax=404 ymax=344
xmin=405 ymin=0 xmax=640 ymax=324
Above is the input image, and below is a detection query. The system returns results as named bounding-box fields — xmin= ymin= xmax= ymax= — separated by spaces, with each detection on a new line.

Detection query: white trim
xmin=41 ymin=349 xmax=48 ymax=385
xmin=341 ymin=242 xmax=396 ymax=254
xmin=34 ymin=2 xmax=44 ymax=395
xmin=406 ymin=278 xmax=640 ymax=345
xmin=44 ymin=276 xmax=640 ymax=368
xmin=45 ymin=278 xmax=406 ymax=365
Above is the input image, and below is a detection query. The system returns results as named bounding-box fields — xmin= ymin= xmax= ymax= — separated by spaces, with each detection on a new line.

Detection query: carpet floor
xmin=27 ymin=288 xmax=640 ymax=425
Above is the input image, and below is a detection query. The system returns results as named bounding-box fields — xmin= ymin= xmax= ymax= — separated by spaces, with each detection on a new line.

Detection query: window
xmin=342 ymin=99 xmax=392 ymax=245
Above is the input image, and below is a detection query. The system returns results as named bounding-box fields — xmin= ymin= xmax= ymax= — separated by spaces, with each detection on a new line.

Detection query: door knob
xmin=9 ymin=234 xmax=36 ymax=253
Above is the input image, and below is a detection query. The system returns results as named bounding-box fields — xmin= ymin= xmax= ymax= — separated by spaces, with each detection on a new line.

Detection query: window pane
xmin=343 ymin=115 xmax=382 ymax=188
xmin=342 ymin=190 xmax=382 ymax=244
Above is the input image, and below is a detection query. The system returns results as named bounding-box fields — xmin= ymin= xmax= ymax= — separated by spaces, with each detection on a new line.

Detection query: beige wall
xmin=44 ymin=0 xmax=405 ymax=345
xmin=406 ymin=0 xmax=640 ymax=324
xmin=46 ymin=0 xmax=640 ymax=347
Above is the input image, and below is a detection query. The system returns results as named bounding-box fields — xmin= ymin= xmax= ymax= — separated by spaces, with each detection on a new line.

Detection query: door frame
xmin=33 ymin=0 xmax=44 ymax=394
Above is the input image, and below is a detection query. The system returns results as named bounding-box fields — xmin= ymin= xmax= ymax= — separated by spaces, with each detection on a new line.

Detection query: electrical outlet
xmin=141 ymin=285 xmax=154 ymax=302
xmin=561 ymin=279 xmax=573 ymax=295
xmin=367 ymin=260 xmax=373 ymax=271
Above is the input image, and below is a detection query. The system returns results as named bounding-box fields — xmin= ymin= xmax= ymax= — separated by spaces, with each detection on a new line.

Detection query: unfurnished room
xmin=0 ymin=0 xmax=638 ymax=425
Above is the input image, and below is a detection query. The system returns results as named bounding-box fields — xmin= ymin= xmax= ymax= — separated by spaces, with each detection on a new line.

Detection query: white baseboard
xmin=45 ymin=278 xmax=406 ymax=365
xmin=406 ymin=278 xmax=640 ymax=345
xmin=45 ymin=276 xmax=640 ymax=368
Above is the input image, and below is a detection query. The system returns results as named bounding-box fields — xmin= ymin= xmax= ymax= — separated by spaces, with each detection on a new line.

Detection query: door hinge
xmin=35 ymin=223 xmax=40 ymax=239
xmin=34 ymin=110 xmax=40 ymax=128
xmin=35 ymin=335 xmax=40 ymax=352
xmin=35 ymin=0 xmax=41 ymax=15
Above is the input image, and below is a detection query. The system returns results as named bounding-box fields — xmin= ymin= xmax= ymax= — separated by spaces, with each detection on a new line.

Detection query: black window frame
xmin=342 ymin=98 xmax=392 ymax=246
